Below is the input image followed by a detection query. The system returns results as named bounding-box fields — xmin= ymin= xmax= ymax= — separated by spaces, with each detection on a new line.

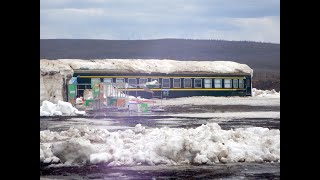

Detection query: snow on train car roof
xmin=41 ymin=59 xmax=253 ymax=75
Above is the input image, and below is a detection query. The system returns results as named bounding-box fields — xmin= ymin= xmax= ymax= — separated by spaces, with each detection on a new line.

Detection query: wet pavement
xmin=40 ymin=163 xmax=280 ymax=180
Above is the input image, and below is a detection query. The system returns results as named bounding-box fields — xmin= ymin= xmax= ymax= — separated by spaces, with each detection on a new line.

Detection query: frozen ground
xmin=40 ymin=95 xmax=280 ymax=179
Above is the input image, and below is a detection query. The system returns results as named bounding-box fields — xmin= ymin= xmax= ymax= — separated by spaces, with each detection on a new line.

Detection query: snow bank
xmin=252 ymin=88 xmax=280 ymax=98
xmin=40 ymin=60 xmax=74 ymax=105
xmin=40 ymin=123 xmax=279 ymax=166
xmin=40 ymin=100 xmax=85 ymax=116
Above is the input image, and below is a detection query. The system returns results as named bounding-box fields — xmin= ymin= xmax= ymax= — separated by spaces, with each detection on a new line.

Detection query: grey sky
xmin=40 ymin=0 xmax=280 ymax=43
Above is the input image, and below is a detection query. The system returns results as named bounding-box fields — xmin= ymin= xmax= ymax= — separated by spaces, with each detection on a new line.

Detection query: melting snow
xmin=40 ymin=123 xmax=279 ymax=166
xmin=40 ymin=100 xmax=86 ymax=116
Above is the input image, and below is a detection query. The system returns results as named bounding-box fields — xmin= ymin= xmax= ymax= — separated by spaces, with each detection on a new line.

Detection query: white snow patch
xmin=90 ymin=153 xmax=113 ymax=164
xmin=40 ymin=123 xmax=279 ymax=166
xmin=252 ymin=88 xmax=280 ymax=98
xmin=40 ymin=100 xmax=86 ymax=116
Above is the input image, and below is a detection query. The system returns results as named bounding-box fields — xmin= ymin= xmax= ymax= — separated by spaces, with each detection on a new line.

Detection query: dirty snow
xmin=40 ymin=100 xmax=86 ymax=116
xmin=40 ymin=123 xmax=279 ymax=166
xmin=40 ymin=60 xmax=74 ymax=105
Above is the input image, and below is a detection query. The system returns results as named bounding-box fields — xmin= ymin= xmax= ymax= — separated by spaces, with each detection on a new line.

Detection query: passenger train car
xmin=63 ymin=59 xmax=253 ymax=99
xmin=74 ymin=72 xmax=252 ymax=99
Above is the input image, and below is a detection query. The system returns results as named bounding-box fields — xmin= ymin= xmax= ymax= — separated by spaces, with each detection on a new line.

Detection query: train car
xmin=69 ymin=59 xmax=253 ymax=99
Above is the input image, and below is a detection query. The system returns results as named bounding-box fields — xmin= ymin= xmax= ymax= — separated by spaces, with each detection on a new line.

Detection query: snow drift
xmin=40 ymin=100 xmax=85 ymax=116
xmin=40 ymin=123 xmax=279 ymax=166
xmin=252 ymin=88 xmax=280 ymax=98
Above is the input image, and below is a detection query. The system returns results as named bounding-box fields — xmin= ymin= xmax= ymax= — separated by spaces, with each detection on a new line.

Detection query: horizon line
xmin=40 ymin=38 xmax=280 ymax=45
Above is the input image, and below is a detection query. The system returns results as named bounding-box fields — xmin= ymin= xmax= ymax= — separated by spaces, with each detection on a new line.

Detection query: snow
xmin=57 ymin=59 xmax=253 ymax=75
xmin=252 ymin=88 xmax=280 ymax=98
xmin=40 ymin=60 xmax=74 ymax=105
xmin=40 ymin=123 xmax=279 ymax=166
xmin=156 ymin=95 xmax=279 ymax=107
xmin=40 ymin=100 xmax=86 ymax=116
xmin=146 ymin=80 xmax=158 ymax=85
xmin=76 ymin=98 xmax=83 ymax=104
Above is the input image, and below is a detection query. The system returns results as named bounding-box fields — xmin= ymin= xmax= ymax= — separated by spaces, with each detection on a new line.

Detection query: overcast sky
xmin=40 ymin=0 xmax=280 ymax=43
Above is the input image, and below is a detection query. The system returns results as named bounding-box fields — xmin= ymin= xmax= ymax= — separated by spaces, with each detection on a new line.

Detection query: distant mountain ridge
xmin=40 ymin=39 xmax=279 ymax=72
xmin=40 ymin=39 xmax=280 ymax=90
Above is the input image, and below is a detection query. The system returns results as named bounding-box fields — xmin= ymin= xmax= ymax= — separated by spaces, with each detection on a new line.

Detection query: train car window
xmin=138 ymin=78 xmax=148 ymax=88
xmin=233 ymin=79 xmax=238 ymax=88
xmin=239 ymin=79 xmax=244 ymax=88
xmin=151 ymin=78 xmax=160 ymax=88
xmin=214 ymin=79 xmax=222 ymax=88
xmin=116 ymin=78 xmax=125 ymax=83
xmin=103 ymin=78 xmax=112 ymax=83
xmin=173 ymin=78 xmax=181 ymax=88
xmin=128 ymin=78 xmax=137 ymax=88
xmin=204 ymin=79 xmax=212 ymax=88
xmin=184 ymin=78 xmax=192 ymax=88
xmin=194 ymin=78 xmax=202 ymax=88
xmin=224 ymin=79 xmax=232 ymax=88
xmin=162 ymin=78 xmax=170 ymax=88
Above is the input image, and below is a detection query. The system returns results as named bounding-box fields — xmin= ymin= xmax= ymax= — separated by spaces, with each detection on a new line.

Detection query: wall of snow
xmin=40 ymin=60 xmax=74 ymax=105
xmin=40 ymin=123 xmax=279 ymax=166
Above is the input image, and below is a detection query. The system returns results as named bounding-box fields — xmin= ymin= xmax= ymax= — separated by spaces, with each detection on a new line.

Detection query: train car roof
xmin=40 ymin=59 xmax=253 ymax=75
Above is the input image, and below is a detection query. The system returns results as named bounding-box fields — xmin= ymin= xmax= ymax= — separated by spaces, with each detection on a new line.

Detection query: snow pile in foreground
xmin=40 ymin=100 xmax=86 ymax=116
xmin=252 ymin=88 xmax=280 ymax=98
xmin=40 ymin=123 xmax=280 ymax=166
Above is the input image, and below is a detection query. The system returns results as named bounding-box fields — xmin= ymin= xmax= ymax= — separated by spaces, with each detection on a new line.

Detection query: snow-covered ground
xmin=157 ymin=95 xmax=279 ymax=107
xmin=40 ymin=100 xmax=85 ymax=116
xmin=40 ymin=123 xmax=279 ymax=167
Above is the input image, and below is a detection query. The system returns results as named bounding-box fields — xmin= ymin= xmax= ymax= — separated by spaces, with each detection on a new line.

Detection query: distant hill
xmin=40 ymin=39 xmax=280 ymax=90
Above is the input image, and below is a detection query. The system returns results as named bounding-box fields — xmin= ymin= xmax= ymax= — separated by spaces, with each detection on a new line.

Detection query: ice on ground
xmin=167 ymin=111 xmax=280 ymax=119
xmin=40 ymin=100 xmax=86 ymax=116
xmin=40 ymin=123 xmax=279 ymax=166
